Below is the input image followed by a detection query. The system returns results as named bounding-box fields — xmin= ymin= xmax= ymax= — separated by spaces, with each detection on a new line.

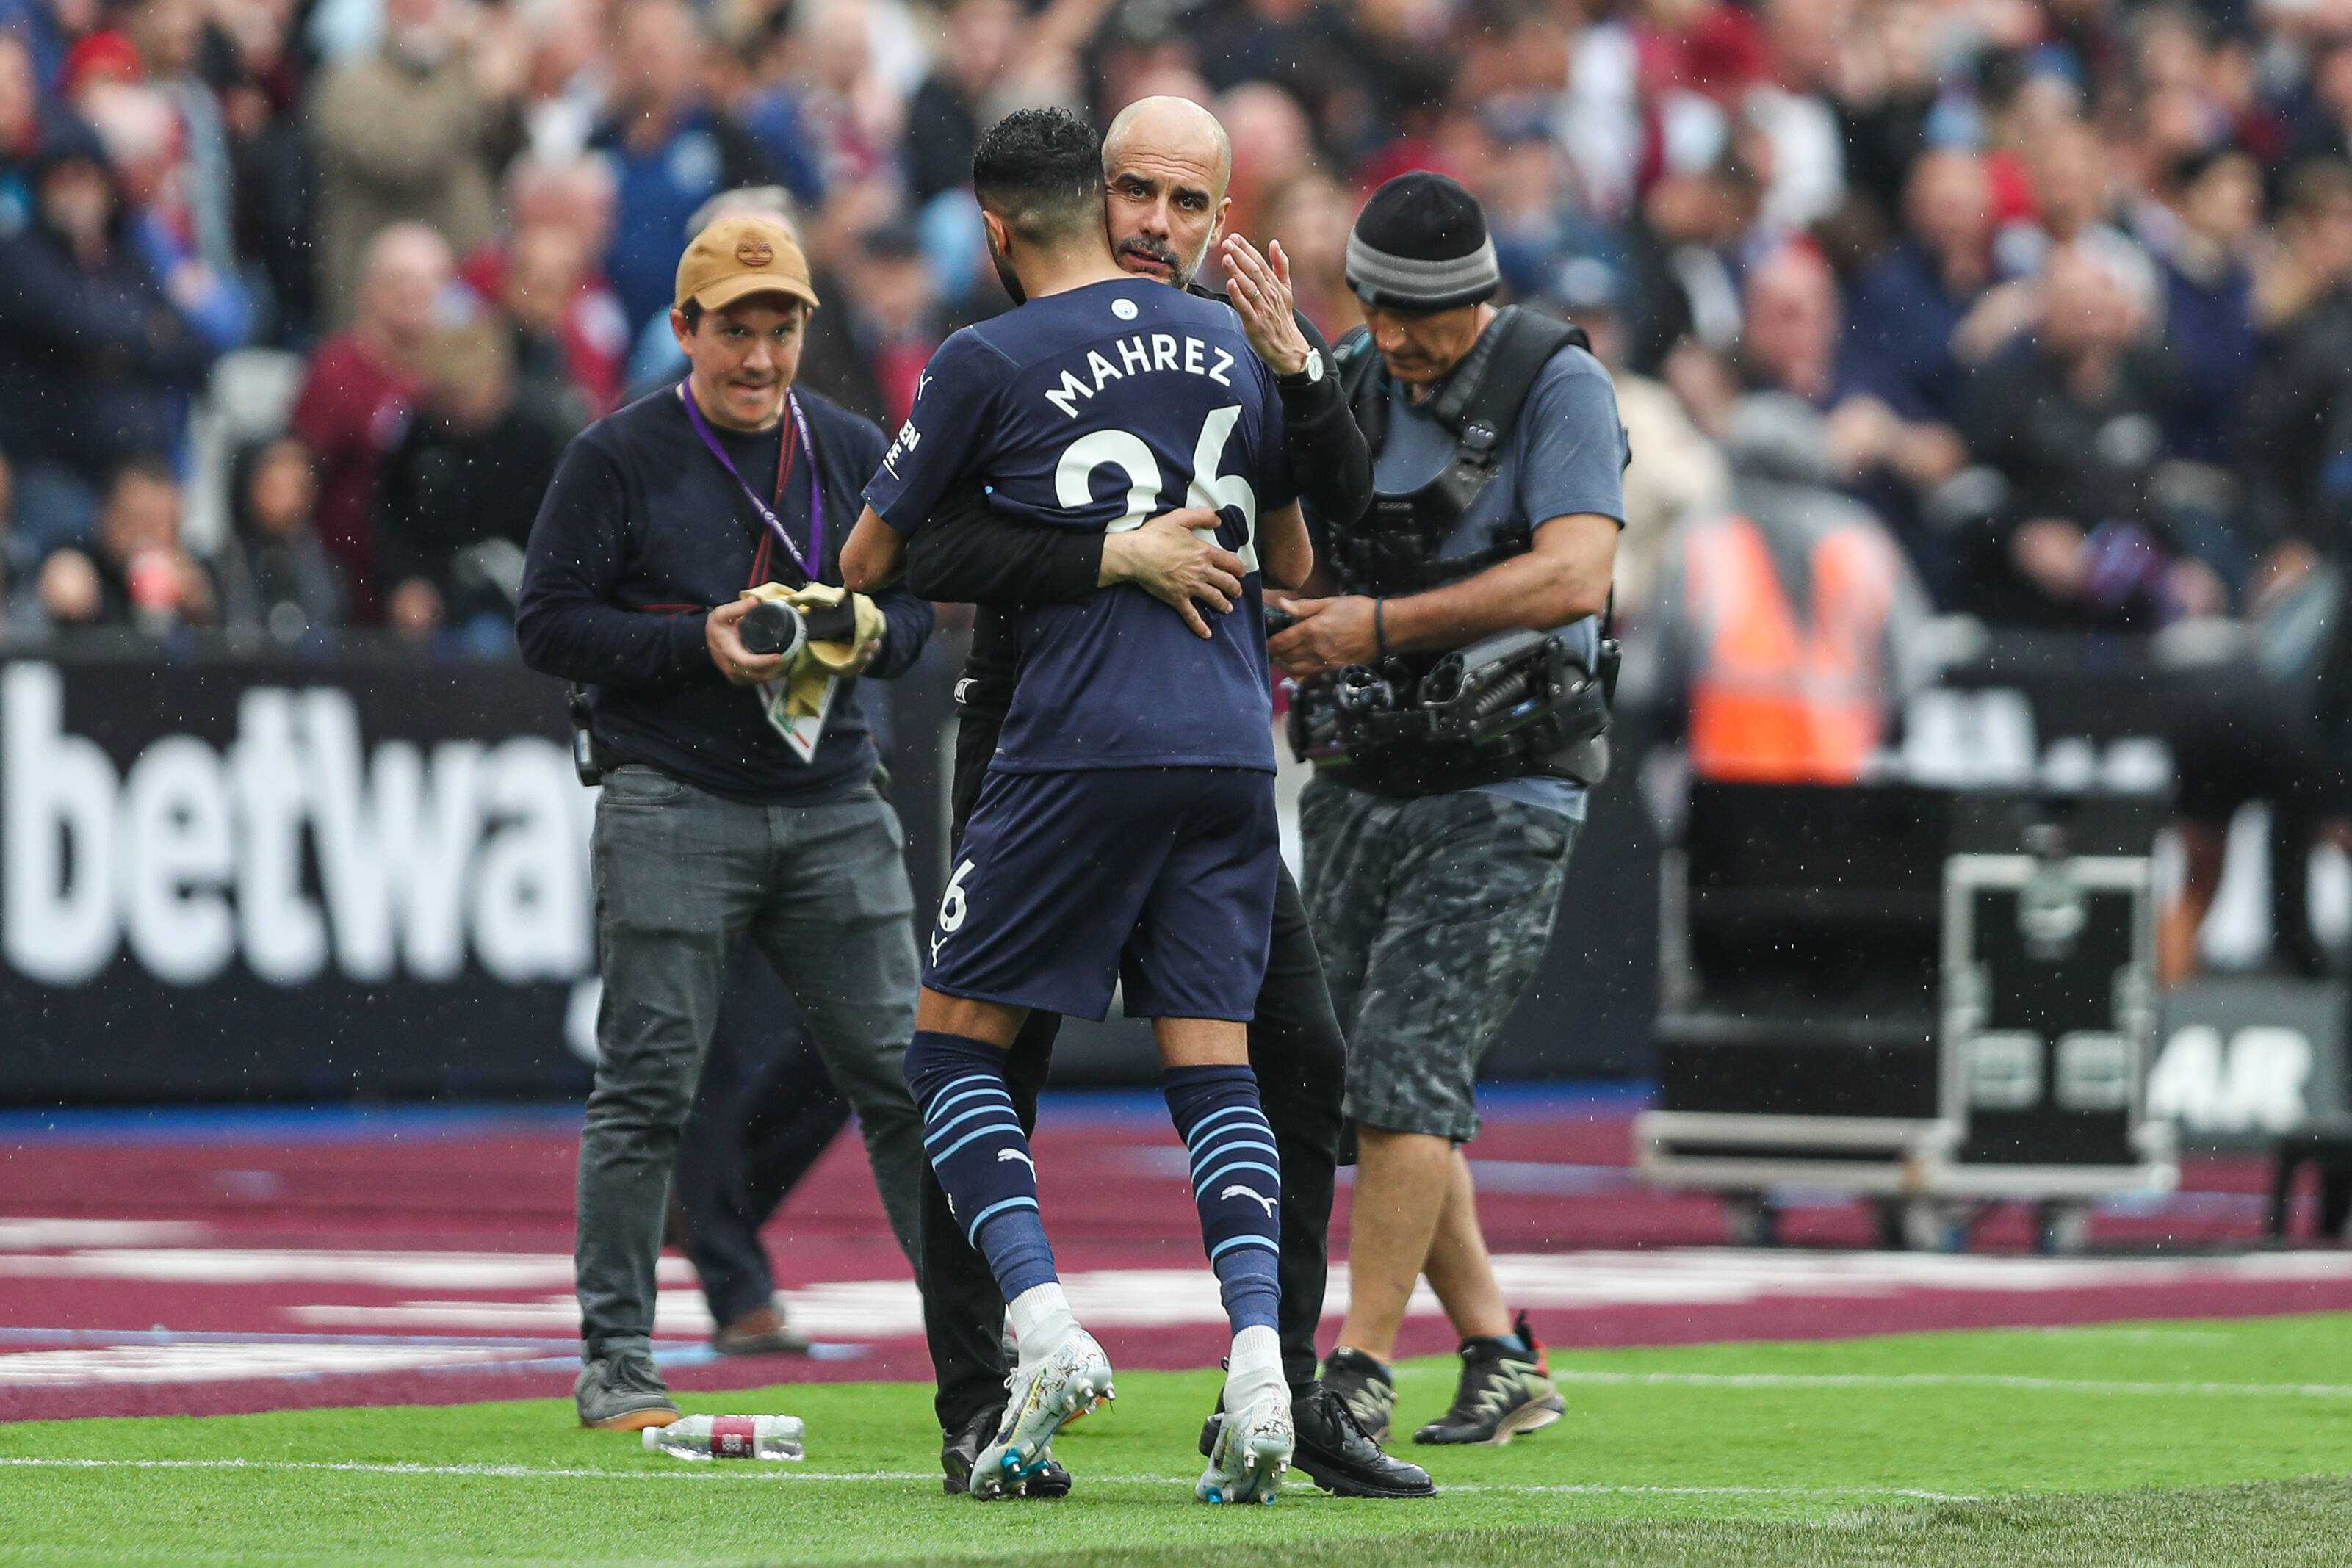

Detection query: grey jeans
xmin=1299 ymin=777 xmax=1578 ymax=1144
xmin=577 ymin=765 xmax=925 ymax=1360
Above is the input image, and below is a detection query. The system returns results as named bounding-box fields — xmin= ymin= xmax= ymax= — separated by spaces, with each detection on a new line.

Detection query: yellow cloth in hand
xmin=739 ymin=582 xmax=885 ymax=719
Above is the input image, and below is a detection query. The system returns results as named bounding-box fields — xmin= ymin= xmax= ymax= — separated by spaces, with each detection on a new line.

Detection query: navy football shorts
xmin=923 ymin=767 xmax=1280 ymax=1022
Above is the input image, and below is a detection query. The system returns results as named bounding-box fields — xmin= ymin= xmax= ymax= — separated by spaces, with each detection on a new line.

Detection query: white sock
xmin=1006 ymin=1282 xmax=1077 ymax=1367
xmin=1222 ymin=1323 xmax=1286 ymax=1415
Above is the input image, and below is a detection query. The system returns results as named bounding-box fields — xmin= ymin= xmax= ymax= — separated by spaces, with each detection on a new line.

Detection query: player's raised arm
xmin=903 ymin=483 xmax=1105 ymax=607
xmin=903 ymin=489 xmax=1244 ymax=638
xmin=852 ymin=328 xmax=1006 ymax=593
xmin=842 ymin=505 xmax=904 ymax=593
xmin=1256 ymin=499 xmax=1312 ymax=593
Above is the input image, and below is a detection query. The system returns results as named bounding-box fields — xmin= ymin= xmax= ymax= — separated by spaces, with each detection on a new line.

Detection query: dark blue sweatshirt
xmin=516 ymin=382 xmax=933 ymax=806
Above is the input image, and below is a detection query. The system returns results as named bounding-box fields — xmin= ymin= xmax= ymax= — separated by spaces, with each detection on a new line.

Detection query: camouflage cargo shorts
xmin=1297 ymin=776 xmax=1578 ymax=1144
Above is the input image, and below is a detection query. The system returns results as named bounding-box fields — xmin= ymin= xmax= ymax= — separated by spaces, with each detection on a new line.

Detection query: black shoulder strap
xmin=1429 ymin=306 xmax=1587 ymax=452
xmin=1334 ymin=324 xmax=1389 ymax=458
xmin=1333 ymin=310 xmax=1590 ymax=466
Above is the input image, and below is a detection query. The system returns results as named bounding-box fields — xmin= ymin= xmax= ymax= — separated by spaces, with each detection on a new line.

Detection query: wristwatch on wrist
xmin=1275 ymin=347 xmax=1324 ymax=389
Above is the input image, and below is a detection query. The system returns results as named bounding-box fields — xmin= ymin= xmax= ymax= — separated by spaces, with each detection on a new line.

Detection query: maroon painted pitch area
xmin=2 ymin=1092 xmax=2346 ymax=1423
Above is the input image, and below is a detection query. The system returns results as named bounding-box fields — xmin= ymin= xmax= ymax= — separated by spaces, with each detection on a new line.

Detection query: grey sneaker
xmin=1412 ymin=1312 xmax=1565 ymax=1446
xmin=575 ymin=1352 xmax=680 ymax=1431
xmin=1320 ymin=1347 xmax=1399 ymax=1445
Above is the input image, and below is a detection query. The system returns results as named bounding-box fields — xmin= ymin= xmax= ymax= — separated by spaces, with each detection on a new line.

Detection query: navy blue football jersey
xmin=865 ymin=278 xmax=1295 ymax=773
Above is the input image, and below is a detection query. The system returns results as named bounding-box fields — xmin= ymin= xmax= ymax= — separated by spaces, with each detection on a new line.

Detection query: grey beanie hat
xmin=1346 ymin=170 xmax=1501 ymax=311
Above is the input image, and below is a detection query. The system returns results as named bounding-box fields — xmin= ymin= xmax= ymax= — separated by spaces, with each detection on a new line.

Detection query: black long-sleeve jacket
xmin=516 ymin=384 xmax=933 ymax=806
xmin=0 ymin=145 xmax=217 ymax=487
xmin=2234 ymin=292 xmax=2352 ymax=554
xmin=902 ymin=295 xmax=1368 ymax=723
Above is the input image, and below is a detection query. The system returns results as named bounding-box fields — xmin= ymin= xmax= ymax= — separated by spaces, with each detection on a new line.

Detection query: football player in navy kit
xmin=893 ymin=96 xmax=1427 ymax=1506
xmin=843 ymin=108 xmax=1311 ymax=1504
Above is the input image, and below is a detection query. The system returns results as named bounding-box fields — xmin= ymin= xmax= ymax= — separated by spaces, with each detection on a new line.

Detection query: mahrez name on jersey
xmin=879 ymin=329 xmax=1244 ymax=483
xmin=1041 ymin=333 xmax=1240 ymax=419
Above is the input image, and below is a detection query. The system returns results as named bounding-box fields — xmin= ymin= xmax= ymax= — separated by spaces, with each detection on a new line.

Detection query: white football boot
xmin=967 ymin=1327 xmax=1114 ymax=1500
xmin=1196 ymin=1383 xmax=1295 ymax=1505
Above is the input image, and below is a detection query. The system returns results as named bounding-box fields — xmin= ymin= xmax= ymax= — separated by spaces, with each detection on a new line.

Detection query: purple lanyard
xmin=679 ymin=382 xmax=825 ymax=582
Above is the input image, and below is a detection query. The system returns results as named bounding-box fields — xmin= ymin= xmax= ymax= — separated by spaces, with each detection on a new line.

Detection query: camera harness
xmin=1291 ymin=305 xmax=1618 ymax=796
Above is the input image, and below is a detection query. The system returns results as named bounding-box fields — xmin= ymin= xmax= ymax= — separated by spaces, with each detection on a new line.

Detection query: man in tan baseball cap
xmin=523 ymin=198 xmax=944 ymax=1434
xmin=670 ymin=214 xmax=822 ymax=433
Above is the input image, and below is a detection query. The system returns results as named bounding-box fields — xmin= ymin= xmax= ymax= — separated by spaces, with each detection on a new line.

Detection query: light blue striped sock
xmin=904 ymin=1030 xmax=1056 ymax=1300
xmin=1164 ymin=1063 xmax=1281 ymax=1334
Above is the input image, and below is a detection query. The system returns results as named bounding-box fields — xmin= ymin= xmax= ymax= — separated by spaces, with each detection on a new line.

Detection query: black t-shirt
xmin=379 ymin=402 xmax=568 ymax=616
xmin=515 ymin=384 xmax=934 ymax=806
xmin=1959 ymin=342 xmax=2178 ymax=629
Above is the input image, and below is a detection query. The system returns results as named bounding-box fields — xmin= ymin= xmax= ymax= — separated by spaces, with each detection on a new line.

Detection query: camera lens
xmin=1335 ymin=668 xmax=1393 ymax=714
xmin=739 ymin=600 xmax=801 ymax=657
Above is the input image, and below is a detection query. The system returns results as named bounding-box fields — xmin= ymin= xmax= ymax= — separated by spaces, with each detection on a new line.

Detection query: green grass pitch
xmin=5 ymin=1313 xmax=2352 ymax=1566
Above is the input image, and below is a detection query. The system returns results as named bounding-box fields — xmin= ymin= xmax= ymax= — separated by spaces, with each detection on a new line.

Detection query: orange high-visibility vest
xmin=1683 ymin=511 xmax=1897 ymax=784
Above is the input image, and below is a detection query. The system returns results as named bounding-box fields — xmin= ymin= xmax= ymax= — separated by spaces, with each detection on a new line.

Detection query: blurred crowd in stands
xmin=2 ymin=0 xmax=2352 ymax=660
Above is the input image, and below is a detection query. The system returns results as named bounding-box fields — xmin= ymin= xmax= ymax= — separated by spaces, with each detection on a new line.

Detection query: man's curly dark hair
xmin=970 ymin=107 xmax=1103 ymax=248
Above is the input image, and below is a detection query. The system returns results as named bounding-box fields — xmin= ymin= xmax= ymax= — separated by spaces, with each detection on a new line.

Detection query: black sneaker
xmin=1290 ymin=1381 xmax=1435 ymax=1497
xmin=941 ymin=1404 xmax=1072 ymax=1498
xmin=1412 ymin=1311 xmax=1565 ymax=1446
xmin=1319 ymin=1346 xmax=1399 ymax=1445
xmin=1196 ymin=1379 xmax=1435 ymax=1500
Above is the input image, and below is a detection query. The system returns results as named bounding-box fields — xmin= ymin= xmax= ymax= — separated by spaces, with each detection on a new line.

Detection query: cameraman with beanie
xmin=1269 ymin=172 xmax=1626 ymax=1448
xmin=516 ymin=214 xmax=936 ymax=1429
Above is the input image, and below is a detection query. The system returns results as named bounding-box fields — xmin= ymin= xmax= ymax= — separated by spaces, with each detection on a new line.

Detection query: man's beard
xmin=1115 ymin=235 xmax=1194 ymax=288
xmin=987 ymin=234 xmax=1026 ymax=306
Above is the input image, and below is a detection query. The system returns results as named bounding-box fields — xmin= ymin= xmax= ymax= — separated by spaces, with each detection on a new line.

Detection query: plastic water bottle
xmin=642 ymin=1415 xmax=806 ymax=1461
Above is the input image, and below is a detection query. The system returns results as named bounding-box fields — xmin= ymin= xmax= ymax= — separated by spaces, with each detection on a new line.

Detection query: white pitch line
xmin=0 ymin=1458 xmax=1985 ymax=1500
xmin=1438 ymin=1484 xmax=1987 ymax=1501
xmin=1550 ymin=1370 xmax=2352 ymax=1399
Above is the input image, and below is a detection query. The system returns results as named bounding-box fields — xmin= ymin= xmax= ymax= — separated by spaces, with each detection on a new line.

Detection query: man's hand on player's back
xmin=1103 ymin=507 xmax=1247 ymax=639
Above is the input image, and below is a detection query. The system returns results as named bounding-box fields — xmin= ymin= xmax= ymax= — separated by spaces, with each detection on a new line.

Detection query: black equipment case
xmin=1633 ymin=782 xmax=2177 ymax=1251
